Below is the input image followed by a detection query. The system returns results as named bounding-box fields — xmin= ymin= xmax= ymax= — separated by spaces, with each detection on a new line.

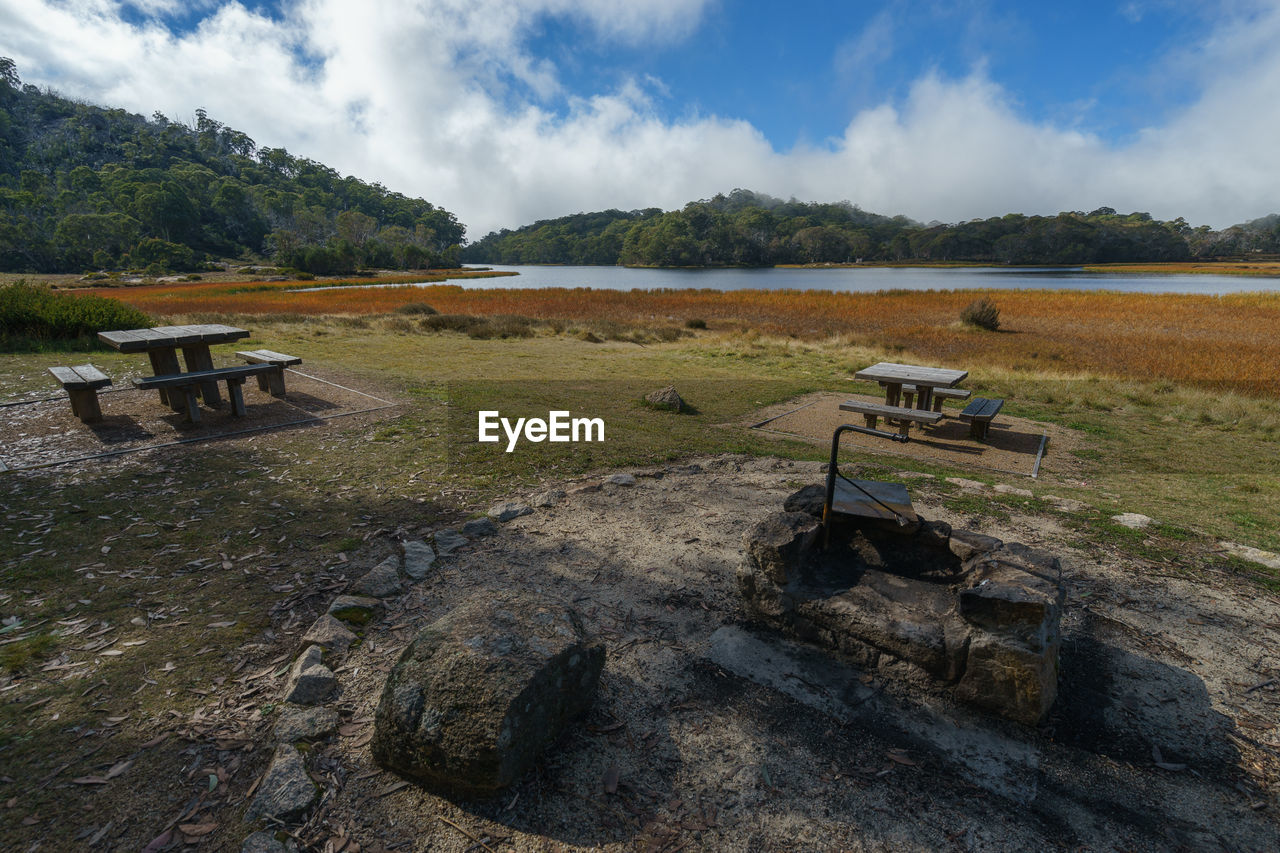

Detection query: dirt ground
xmin=302 ymin=455 xmax=1279 ymax=852
xmin=4 ymin=442 xmax=1279 ymax=851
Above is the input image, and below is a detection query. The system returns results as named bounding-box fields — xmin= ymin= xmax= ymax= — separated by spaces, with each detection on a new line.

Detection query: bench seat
xmin=839 ymin=400 xmax=943 ymax=436
xmin=960 ymin=397 xmax=1004 ymax=441
xmin=236 ymin=349 xmax=301 ymax=397
xmin=48 ymin=364 xmax=111 ymax=423
xmin=134 ymin=364 xmax=276 ymax=423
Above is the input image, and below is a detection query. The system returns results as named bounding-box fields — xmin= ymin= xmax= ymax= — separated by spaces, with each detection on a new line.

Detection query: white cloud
xmin=2 ymin=0 xmax=1279 ymax=236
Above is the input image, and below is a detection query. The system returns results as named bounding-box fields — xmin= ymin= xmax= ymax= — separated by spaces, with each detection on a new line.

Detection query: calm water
xmin=312 ymin=265 xmax=1280 ymax=294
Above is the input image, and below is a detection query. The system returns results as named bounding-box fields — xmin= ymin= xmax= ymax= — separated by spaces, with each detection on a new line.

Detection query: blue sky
xmin=2 ymin=1 xmax=1278 ymax=236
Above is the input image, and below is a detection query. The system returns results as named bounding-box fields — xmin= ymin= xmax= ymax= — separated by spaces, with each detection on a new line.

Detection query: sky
xmin=2 ymin=0 xmax=1279 ymax=239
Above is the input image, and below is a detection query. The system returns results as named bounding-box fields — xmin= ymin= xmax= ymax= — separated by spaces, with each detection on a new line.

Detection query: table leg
xmin=884 ymin=382 xmax=902 ymax=407
xmin=181 ymin=345 xmax=223 ymax=407
xmin=918 ymin=387 xmax=935 ymax=412
xmin=147 ymin=348 xmax=183 ymax=410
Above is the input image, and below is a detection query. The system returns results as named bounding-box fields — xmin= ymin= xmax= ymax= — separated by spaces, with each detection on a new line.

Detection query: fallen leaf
xmin=374 ymin=780 xmax=410 ymax=797
xmin=603 ymin=763 xmax=620 ymax=795
xmin=140 ymin=733 xmax=167 ymax=749
xmin=339 ymin=724 xmax=365 ymax=737
xmin=179 ymin=821 xmax=218 ymax=836
xmin=99 ymin=650 xmax=124 ymax=657
xmin=886 ymin=750 xmax=917 ymax=766
xmin=71 ymin=776 xmax=109 ymax=785
xmin=1154 ymin=761 xmax=1187 ymax=772
xmin=142 ymin=829 xmax=173 ymax=852
xmin=22 ymin=815 xmax=40 ymax=826
xmin=105 ymin=760 xmax=131 ymax=779
xmin=207 ymin=621 xmax=236 ymax=629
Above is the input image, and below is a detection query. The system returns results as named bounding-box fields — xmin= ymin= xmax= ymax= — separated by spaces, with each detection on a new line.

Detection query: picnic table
xmin=98 ymin=324 xmax=249 ymax=411
xmin=854 ymin=362 xmax=969 ymax=412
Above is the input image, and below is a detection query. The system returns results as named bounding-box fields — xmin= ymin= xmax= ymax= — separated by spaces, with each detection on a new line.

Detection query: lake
xmin=320 ymin=265 xmax=1280 ymax=294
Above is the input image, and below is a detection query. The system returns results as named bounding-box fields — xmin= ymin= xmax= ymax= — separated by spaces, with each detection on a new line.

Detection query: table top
xmin=855 ymin=362 xmax=968 ymax=387
xmin=98 ymin=324 xmax=249 ymax=353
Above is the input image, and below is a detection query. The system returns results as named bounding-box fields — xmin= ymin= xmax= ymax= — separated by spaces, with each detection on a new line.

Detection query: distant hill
xmin=0 ymin=58 xmax=463 ymax=275
xmin=463 ymin=189 xmax=1279 ymax=268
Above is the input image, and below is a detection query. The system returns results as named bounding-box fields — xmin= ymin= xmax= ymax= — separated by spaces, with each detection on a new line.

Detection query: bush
xmin=685 ymin=318 xmax=707 ymax=329
xmin=0 ymin=281 xmax=152 ymax=350
xmin=961 ymin=298 xmax=1001 ymax=331
xmin=395 ymin=302 xmax=438 ymax=315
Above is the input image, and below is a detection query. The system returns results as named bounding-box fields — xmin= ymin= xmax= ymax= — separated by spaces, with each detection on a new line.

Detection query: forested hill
xmin=463 ymin=189 xmax=1280 ymax=267
xmin=0 ymin=59 xmax=463 ymax=274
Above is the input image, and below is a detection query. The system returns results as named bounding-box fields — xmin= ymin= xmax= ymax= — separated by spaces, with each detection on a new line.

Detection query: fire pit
xmin=737 ymin=484 xmax=1066 ymax=724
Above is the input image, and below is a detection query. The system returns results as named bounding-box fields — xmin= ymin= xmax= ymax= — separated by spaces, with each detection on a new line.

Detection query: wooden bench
xmin=839 ymin=400 xmax=944 ymax=437
xmin=899 ymin=384 xmax=972 ymax=412
xmin=134 ymin=364 xmax=276 ymax=423
xmin=235 ymin=349 xmax=301 ymax=397
xmin=960 ymin=397 xmax=1004 ymax=440
xmin=48 ymin=364 xmax=112 ymax=424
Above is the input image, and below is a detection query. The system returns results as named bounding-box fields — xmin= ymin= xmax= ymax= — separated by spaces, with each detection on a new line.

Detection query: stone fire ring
xmin=737 ymin=486 xmax=1066 ymax=725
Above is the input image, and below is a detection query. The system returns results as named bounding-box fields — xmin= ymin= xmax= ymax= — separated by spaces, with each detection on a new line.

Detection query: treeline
xmin=464 ymin=188 xmax=1280 ymax=267
xmin=0 ymin=59 xmax=463 ymax=275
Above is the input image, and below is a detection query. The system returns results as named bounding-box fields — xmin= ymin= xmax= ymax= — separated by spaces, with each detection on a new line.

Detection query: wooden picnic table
xmin=854 ymin=362 xmax=969 ymax=413
xmin=98 ymin=324 xmax=249 ymax=411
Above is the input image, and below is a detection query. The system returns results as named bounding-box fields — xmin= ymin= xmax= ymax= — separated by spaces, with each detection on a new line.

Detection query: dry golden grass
xmin=88 ymin=281 xmax=1280 ymax=395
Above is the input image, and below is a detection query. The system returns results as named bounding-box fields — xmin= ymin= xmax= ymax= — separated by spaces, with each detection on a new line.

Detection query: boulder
xmin=351 ymin=555 xmax=402 ymax=598
xmin=644 ymin=385 xmax=684 ymax=412
xmin=488 ymin=501 xmax=533 ymax=523
xmin=245 ymin=745 xmax=317 ymax=823
xmin=605 ymin=473 xmax=637 ymax=487
xmin=301 ymin=614 xmax=356 ymax=654
xmin=283 ymin=645 xmax=336 ymax=705
xmin=371 ymin=593 xmax=605 ymax=798
xmin=402 ymin=540 xmax=437 ymax=580
xmin=327 ymin=595 xmax=384 ymax=627
xmin=274 ymin=705 xmax=340 ymax=743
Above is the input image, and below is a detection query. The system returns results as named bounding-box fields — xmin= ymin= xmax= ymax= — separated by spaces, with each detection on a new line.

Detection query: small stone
xmin=1111 ymin=512 xmax=1154 ymax=529
xmin=644 ymin=385 xmax=684 ymax=412
xmin=301 ymin=614 xmax=356 ymax=654
xmin=351 ymin=555 xmax=402 ymax=598
xmin=605 ymin=473 xmax=637 ymax=487
xmin=945 ymin=477 xmax=988 ymax=491
xmin=948 ymin=529 xmax=1003 ymax=561
xmin=994 ymin=484 xmax=1034 ymax=498
xmin=241 ymin=831 xmax=289 ymax=853
xmin=531 ymin=489 xmax=566 ymax=508
xmin=402 ymin=540 xmax=436 ymax=580
xmin=1043 ymin=495 xmax=1087 ymax=513
xmin=433 ymin=528 xmax=469 ymax=556
xmin=245 ymin=745 xmax=317 ymax=823
xmin=283 ymin=645 xmax=336 ymax=705
xmin=274 ymin=706 xmax=340 ymax=743
xmin=488 ymin=501 xmax=533 ymax=523
xmin=462 ymin=517 xmax=499 ymax=537
xmin=327 ymin=595 xmax=384 ymax=627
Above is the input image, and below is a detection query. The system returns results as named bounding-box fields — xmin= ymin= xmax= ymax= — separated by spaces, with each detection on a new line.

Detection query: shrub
xmin=685 ymin=317 xmax=707 ymax=329
xmin=961 ymin=298 xmax=1001 ymax=331
xmin=0 ymin=281 xmax=152 ymax=351
xmin=395 ymin=302 xmax=438 ymax=315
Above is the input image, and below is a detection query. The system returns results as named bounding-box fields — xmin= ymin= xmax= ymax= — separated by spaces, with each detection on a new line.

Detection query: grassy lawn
xmin=2 ymin=292 xmax=1278 ymax=849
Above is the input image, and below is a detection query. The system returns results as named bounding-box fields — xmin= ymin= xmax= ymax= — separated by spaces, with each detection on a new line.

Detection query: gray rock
xmin=994 ymin=484 xmax=1034 ymax=498
xmin=948 ymin=529 xmax=1004 ymax=561
xmin=274 ymin=705 xmax=340 ymax=743
xmin=283 ymin=645 xmax=336 ymax=705
xmin=245 ymin=745 xmax=317 ymax=823
xmin=742 ymin=512 xmax=821 ymax=587
xmin=644 ymin=385 xmax=684 ymax=412
xmin=402 ymin=540 xmax=436 ymax=580
xmin=351 ymin=555 xmax=402 ymax=598
xmin=1111 ymin=512 xmax=1155 ymax=529
xmin=781 ymin=484 xmax=826 ymax=518
xmin=371 ymin=592 xmax=605 ymax=798
xmin=605 ymin=473 xmax=637 ymax=487
xmin=241 ymin=830 xmax=289 ymax=853
xmin=301 ymin=614 xmax=356 ymax=654
xmin=531 ymin=488 xmax=566 ymax=508
xmin=462 ymin=517 xmax=498 ymax=537
xmin=488 ymin=501 xmax=533 ymax=522
xmin=433 ymin=528 xmax=469 ymax=556
xmin=1043 ymin=495 xmax=1088 ymax=513
xmin=327 ymin=595 xmax=384 ymax=627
